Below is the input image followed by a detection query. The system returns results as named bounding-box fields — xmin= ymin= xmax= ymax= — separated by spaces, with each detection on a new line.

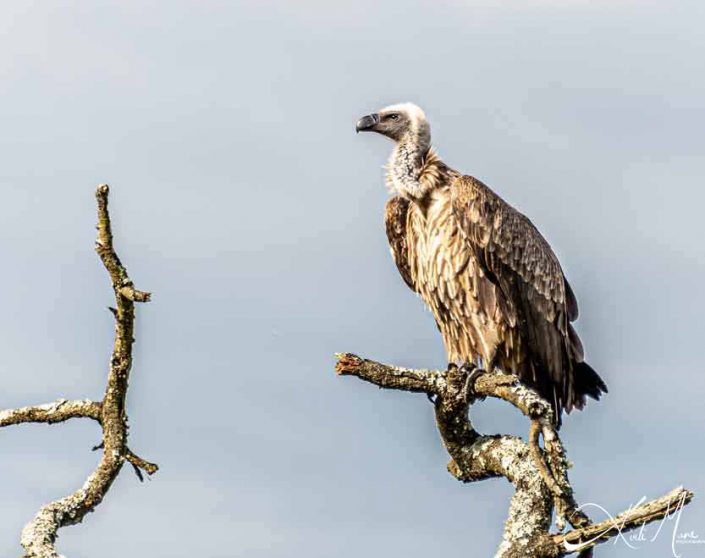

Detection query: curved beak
xmin=356 ymin=113 xmax=379 ymax=133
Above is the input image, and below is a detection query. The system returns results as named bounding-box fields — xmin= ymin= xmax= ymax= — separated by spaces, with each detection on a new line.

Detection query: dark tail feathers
xmin=569 ymin=361 xmax=608 ymax=412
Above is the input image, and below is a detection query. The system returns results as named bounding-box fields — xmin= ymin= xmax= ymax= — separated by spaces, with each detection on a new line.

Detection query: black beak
xmin=356 ymin=113 xmax=379 ymax=133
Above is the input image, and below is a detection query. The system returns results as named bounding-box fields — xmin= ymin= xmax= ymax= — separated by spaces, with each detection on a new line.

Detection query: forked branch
xmin=335 ymin=353 xmax=693 ymax=557
xmin=1 ymin=185 xmax=158 ymax=558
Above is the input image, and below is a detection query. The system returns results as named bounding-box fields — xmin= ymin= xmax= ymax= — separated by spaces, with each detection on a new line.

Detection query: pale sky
xmin=0 ymin=1 xmax=704 ymax=557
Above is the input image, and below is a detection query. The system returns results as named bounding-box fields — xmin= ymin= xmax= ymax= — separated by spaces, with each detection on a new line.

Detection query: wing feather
xmin=450 ymin=175 xmax=571 ymax=323
xmin=384 ymin=196 xmax=416 ymax=291
xmin=449 ymin=175 xmax=605 ymax=424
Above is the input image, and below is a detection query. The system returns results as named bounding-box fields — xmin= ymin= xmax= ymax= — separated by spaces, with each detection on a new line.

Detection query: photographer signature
xmin=563 ymin=490 xmax=702 ymax=556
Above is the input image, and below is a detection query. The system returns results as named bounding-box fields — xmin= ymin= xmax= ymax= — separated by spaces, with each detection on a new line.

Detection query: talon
xmin=426 ymin=392 xmax=437 ymax=405
xmin=461 ymin=363 xmax=485 ymax=402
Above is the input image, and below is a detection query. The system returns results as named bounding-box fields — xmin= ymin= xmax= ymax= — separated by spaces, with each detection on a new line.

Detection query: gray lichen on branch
xmin=1 ymin=185 xmax=158 ymax=558
xmin=335 ymin=352 xmax=694 ymax=557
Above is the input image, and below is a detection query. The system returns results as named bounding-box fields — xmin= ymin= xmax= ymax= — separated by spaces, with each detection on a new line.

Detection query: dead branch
xmin=335 ymin=353 xmax=693 ymax=557
xmin=0 ymin=400 xmax=102 ymax=427
xmin=554 ymin=486 xmax=694 ymax=554
xmin=1 ymin=185 xmax=158 ymax=558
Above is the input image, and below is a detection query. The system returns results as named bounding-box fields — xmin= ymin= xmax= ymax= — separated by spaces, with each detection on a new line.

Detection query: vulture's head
xmin=356 ymin=103 xmax=430 ymax=146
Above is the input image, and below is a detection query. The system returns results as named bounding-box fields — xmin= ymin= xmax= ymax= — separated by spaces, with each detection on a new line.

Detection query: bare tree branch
xmin=0 ymin=400 xmax=101 ymax=427
xmin=335 ymin=353 xmax=446 ymax=394
xmin=1 ymin=185 xmax=158 ymax=558
xmin=472 ymin=373 xmax=593 ymax=530
xmin=554 ymin=487 xmax=694 ymax=554
xmin=335 ymin=352 xmax=694 ymax=557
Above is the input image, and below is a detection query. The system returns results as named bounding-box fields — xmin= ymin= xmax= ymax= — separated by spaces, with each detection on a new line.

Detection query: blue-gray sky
xmin=0 ymin=1 xmax=704 ymax=556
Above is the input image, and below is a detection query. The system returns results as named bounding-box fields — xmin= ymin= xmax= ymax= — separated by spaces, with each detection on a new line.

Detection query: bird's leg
xmin=460 ymin=362 xmax=485 ymax=403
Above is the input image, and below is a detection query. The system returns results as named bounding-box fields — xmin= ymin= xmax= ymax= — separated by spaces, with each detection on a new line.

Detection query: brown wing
xmin=450 ymin=175 xmax=606 ymax=424
xmin=384 ymin=196 xmax=416 ymax=291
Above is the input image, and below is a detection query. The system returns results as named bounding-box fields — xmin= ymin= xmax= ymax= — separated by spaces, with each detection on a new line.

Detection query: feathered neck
xmin=385 ymin=129 xmax=428 ymax=200
xmin=386 ymin=131 xmax=454 ymax=201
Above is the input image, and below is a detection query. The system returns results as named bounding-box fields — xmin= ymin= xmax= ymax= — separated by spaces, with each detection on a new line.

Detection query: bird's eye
xmin=389 ymin=114 xmax=399 ymax=121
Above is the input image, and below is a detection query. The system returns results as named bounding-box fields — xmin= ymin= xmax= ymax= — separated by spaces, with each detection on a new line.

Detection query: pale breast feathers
xmin=384 ymin=190 xmax=505 ymax=364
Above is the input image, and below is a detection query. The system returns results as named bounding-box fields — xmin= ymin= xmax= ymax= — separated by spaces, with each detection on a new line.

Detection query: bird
xmin=356 ymin=102 xmax=606 ymax=427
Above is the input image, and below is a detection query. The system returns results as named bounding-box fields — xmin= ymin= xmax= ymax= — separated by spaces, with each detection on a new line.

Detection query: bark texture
xmin=1 ymin=185 xmax=157 ymax=558
xmin=336 ymin=353 xmax=693 ymax=557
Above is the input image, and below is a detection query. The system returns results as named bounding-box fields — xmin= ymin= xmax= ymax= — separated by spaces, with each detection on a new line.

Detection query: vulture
xmin=356 ymin=103 xmax=606 ymax=427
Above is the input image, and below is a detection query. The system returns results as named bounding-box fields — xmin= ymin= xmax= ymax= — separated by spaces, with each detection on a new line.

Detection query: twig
xmin=125 ymin=448 xmax=159 ymax=477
